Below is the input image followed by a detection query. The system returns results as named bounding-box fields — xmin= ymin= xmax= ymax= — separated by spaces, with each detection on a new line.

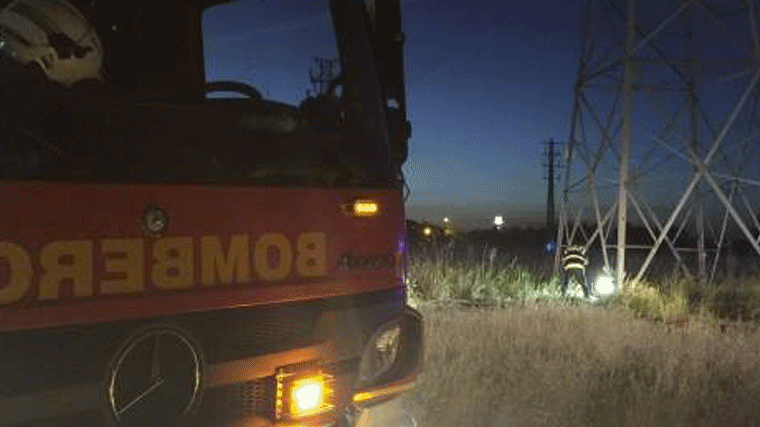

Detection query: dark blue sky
xmin=400 ymin=0 xmax=582 ymax=229
xmin=203 ymin=0 xmax=584 ymax=230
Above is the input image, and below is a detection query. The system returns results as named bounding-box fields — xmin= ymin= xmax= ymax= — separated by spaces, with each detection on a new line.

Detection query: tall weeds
xmin=408 ymin=239 xmax=760 ymax=323
xmin=404 ymin=239 xmax=760 ymax=426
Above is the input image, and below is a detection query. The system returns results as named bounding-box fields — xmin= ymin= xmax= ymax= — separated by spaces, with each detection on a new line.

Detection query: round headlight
xmin=358 ymin=322 xmax=402 ymax=386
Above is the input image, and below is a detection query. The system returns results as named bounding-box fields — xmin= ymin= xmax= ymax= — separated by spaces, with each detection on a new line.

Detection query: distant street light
xmin=443 ymin=217 xmax=450 ymax=224
xmin=494 ymin=215 xmax=504 ymax=230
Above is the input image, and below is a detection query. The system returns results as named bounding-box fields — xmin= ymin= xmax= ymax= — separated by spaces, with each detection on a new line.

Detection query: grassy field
xmin=402 ymin=239 xmax=760 ymax=427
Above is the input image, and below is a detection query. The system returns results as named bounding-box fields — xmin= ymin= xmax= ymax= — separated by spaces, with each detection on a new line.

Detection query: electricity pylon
xmin=308 ymin=57 xmax=340 ymax=97
xmin=558 ymin=0 xmax=760 ymax=286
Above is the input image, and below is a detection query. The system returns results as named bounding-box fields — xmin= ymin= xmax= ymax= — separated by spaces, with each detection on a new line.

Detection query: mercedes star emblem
xmin=105 ymin=325 xmax=204 ymax=426
xmin=142 ymin=204 xmax=169 ymax=236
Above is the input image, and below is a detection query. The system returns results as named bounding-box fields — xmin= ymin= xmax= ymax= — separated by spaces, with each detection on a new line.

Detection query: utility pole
xmin=308 ymin=57 xmax=340 ymax=97
xmin=543 ymin=139 xmax=562 ymax=237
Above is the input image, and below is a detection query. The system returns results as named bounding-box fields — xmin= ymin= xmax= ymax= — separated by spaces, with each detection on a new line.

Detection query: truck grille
xmin=0 ymin=303 xmax=320 ymax=399
xmin=0 ymin=290 xmax=401 ymax=426
xmin=187 ymin=304 xmax=320 ymax=363
xmin=200 ymin=377 xmax=276 ymax=421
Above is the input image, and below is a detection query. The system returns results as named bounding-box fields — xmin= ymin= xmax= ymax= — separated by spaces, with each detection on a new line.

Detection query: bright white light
xmin=291 ymin=378 xmax=323 ymax=414
xmin=494 ymin=216 xmax=504 ymax=226
xmin=595 ymin=274 xmax=615 ymax=296
xmin=443 ymin=217 xmax=450 ymax=223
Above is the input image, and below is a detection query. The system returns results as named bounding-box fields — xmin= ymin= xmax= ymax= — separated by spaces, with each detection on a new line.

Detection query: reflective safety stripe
xmin=562 ymin=251 xmax=587 ymax=271
xmin=564 ymin=262 xmax=585 ymax=271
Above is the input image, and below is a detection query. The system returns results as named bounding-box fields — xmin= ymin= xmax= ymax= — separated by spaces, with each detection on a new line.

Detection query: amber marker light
xmin=352 ymin=199 xmax=380 ymax=217
xmin=276 ymin=370 xmax=335 ymax=421
xmin=291 ymin=375 xmax=327 ymax=416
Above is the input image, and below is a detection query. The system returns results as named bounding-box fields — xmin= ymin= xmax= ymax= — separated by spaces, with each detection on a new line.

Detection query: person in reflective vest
xmin=561 ymin=245 xmax=590 ymax=298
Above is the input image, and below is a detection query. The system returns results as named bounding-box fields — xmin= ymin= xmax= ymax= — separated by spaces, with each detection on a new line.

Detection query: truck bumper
xmin=0 ymin=296 xmax=423 ymax=427
xmin=206 ymin=305 xmax=423 ymax=427
xmin=352 ymin=397 xmax=417 ymax=427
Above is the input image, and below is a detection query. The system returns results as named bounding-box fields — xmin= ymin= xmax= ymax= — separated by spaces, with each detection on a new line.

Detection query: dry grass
xmin=402 ymin=238 xmax=760 ymax=426
xmin=403 ymin=303 xmax=760 ymax=427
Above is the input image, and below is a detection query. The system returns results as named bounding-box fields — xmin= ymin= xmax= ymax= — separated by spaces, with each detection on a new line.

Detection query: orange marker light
xmin=290 ymin=376 xmax=326 ymax=416
xmin=352 ymin=200 xmax=380 ymax=217
xmin=276 ymin=370 xmax=335 ymax=421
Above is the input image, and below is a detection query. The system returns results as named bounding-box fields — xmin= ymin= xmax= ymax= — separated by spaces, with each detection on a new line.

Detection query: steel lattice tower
xmin=308 ymin=57 xmax=340 ymax=97
xmin=557 ymin=0 xmax=760 ymax=286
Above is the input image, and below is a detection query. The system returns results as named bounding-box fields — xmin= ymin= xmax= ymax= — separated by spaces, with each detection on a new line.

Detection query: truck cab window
xmin=202 ymin=0 xmax=340 ymax=105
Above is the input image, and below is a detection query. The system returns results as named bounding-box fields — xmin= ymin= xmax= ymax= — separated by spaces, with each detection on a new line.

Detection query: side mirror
xmin=372 ymin=0 xmax=410 ymax=168
xmin=387 ymin=107 xmax=410 ymax=165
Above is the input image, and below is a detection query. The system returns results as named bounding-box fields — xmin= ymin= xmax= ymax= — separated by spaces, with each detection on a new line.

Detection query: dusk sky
xmin=399 ymin=0 xmax=581 ymax=230
xmin=204 ymin=0 xmax=584 ymax=230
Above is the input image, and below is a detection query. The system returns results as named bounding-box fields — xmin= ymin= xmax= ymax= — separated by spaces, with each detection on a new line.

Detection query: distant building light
xmin=443 ymin=217 xmax=450 ymax=224
xmin=423 ymin=226 xmax=433 ymax=237
xmin=494 ymin=215 xmax=504 ymax=231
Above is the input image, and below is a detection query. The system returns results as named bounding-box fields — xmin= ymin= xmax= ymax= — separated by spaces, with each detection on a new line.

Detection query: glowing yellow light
xmin=292 ymin=381 xmax=322 ymax=413
xmin=423 ymin=226 xmax=432 ymax=236
xmin=275 ymin=369 xmax=335 ymax=421
xmin=290 ymin=375 xmax=329 ymax=417
xmin=353 ymin=200 xmax=380 ymax=217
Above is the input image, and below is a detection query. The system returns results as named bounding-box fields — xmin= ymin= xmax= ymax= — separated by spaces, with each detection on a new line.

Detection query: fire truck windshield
xmin=0 ymin=0 xmax=397 ymax=189
xmin=203 ymin=0 xmax=340 ymax=106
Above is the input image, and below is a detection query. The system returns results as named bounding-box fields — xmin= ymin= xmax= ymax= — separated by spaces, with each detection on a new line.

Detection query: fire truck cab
xmin=0 ymin=0 xmax=421 ymax=426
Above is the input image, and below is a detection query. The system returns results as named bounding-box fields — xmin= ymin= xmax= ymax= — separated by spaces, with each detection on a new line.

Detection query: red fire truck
xmin=0 ymin=0 xmax=422 ymax=426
